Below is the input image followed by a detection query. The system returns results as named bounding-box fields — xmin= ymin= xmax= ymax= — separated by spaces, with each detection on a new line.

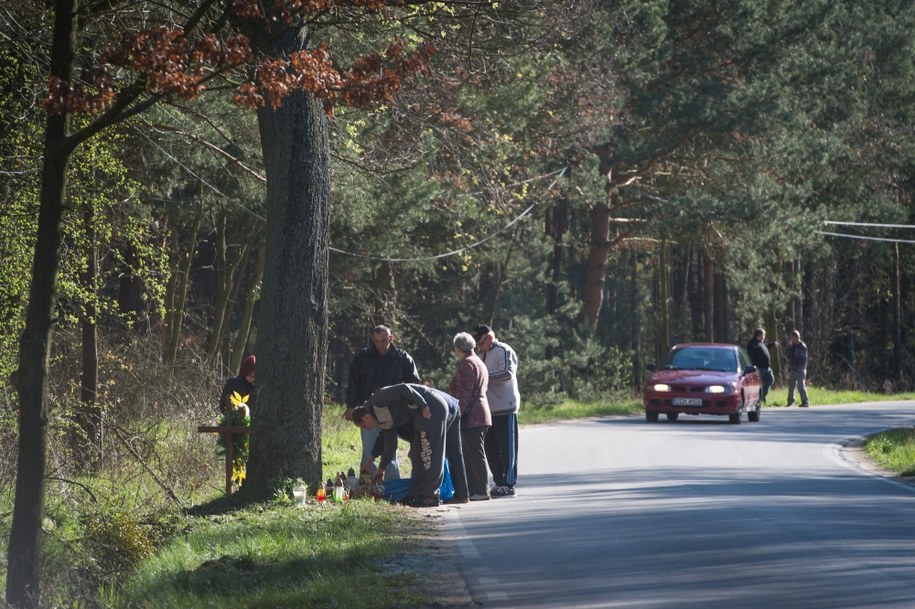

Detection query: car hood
xmin=648 ymin=369 xmax=738 ymax=384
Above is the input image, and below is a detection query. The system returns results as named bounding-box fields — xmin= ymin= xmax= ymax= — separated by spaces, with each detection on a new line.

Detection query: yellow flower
xmin=230 ymin=391 xmax=249 ymax=407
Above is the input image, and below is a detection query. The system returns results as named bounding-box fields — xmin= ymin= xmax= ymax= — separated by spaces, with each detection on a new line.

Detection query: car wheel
xmin=646 ymin=412 xmax=659 ymax=422
xmin=666 ymin=413 xmax=679 ymax=422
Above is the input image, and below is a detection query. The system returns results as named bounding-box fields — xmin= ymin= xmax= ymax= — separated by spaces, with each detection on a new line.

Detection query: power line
xmin=816 ymin=231 xmax=915 ymax=245
xmin=823 ymin=220 xmax=915 ymax=229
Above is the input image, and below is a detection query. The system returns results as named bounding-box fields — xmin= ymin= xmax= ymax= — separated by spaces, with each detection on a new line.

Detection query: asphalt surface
xmin=434 ymin=401 xmax=915 ymax=609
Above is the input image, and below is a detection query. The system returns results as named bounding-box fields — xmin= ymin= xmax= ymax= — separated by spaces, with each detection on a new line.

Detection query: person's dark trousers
xmin=409 ymin=393 xmax=448 ymax=500
xmin=444 ymin=407 xmax=469 ymax=501
xmin=760 ymin=367 xmax=774 ymax=402
xmin=484 ymin=413 xmax=518 ymax=488
xmin=461 ymin=425 xmax=490 ymax=496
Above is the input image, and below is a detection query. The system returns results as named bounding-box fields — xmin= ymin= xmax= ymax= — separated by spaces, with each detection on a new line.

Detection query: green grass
xmin=763 ymin=385 xmax=915 ymax=408
xmin=863 ymin=428 xmax=915 ymax=476
xmin=520 ymin=396 xmax=642 ymax=425
xmin=107 ymin=500 xmax=432 ymax=609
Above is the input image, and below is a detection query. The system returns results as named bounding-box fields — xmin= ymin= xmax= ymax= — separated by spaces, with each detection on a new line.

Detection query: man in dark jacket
xmin=343 ymin=325 xmax=421 ymax=481
xmin=747 ymin=328 xmax=779 ymax=404
xmin=786 ymin=330 xmax=810 ymax=407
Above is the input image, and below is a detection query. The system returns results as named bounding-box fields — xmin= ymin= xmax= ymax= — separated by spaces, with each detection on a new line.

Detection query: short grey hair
xmin=453 ymin=332 xmax=475 ymax=354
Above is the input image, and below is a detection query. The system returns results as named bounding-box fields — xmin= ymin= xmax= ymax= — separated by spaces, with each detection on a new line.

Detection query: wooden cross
xmin=197 ymin=425 xmax=250 ymax=494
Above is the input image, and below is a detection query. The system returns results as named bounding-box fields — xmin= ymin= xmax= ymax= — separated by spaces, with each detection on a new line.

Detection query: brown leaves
xmin=42 ymin=27 xmax=253 ymax=115
xmin=42 ymin=2 xmax=433 ymax=118
xmin=233 ymin=38 xmax=436 ymax=116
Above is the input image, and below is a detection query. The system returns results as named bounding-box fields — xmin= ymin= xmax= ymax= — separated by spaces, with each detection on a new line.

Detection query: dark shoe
xmin=491 ymin=486 xmax=516 ymax=498
xmin=469 ymin=494 xmax=490 ymax=501
xmin=444 ymin=496 xmax=469 ymax=505
xmin=800 ymin=403 xmax=809 ymax=408
xmin=403 ymin=495 xmax=440 ymax=508
xmin=785 ymin=401 xmax=795 ymax=407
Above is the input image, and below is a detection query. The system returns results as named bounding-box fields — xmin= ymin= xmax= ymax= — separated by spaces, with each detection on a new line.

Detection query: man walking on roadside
xmin=786 ymin=330 xmax=810 ymax=408
xmin=473 ymin=324 xmax=520 ymax=498
xmin=747 ymin=328 xmax=779 ymax=404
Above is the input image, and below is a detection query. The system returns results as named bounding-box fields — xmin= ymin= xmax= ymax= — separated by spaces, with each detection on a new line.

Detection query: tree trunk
xmin=658 ymin=240 xmax=669 ymax=354
xmin=7 ymin=2 xmax=77 ymax=607
xmin=229 ymin=240 xmax=266 ymax=373
xmin=893 ymin=242 xmax=902 ymax=382
xmin=580 ymin=199 xmax=611 ymax=328
xmin=246 ymin=26 xmax=330 ymax=490
xmin=78 ymin=204 xmax=101 ymax=467
xmin=165 ymin=202 xmax=203 ymax=366
xmin=703 ymin=253 xmax=714 ymax=341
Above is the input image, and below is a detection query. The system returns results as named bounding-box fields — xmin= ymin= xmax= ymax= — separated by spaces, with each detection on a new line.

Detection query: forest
xmin=1 ymin=0 xmax=913 ymax=607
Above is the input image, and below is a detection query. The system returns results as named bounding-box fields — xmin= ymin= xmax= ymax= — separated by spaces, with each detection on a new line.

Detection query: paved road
xmin=441 ymin=402 xmax=915 ymax=609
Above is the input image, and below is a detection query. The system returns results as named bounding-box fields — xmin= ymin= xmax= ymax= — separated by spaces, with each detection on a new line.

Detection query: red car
xmin=643 ymin=343 xmax=762 ymax=424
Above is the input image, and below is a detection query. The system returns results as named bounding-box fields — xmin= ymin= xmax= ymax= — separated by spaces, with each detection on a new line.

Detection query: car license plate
xmin=672 ymin=397 xmax=703 ymax=406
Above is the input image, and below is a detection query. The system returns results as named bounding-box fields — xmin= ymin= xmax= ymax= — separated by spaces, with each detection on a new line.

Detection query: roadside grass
xmin=107 ymin=499 xmax=433 ymax=609
xmin=764 ymin=385 xmax=915 ymax=407
xmin=520 ymin=396 xmax=642 ymax=425
xmin=863 ymin=428 xmax=915 ymax=476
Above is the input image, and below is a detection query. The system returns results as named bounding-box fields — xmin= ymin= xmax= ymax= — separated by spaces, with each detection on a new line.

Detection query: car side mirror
xmin=744 ymin=365 xmax=757 ymax=374
xmin=647 ymin=363 xmax=657 ymax=372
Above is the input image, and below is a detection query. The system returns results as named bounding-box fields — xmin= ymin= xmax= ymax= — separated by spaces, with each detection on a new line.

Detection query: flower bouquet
xmin=217 ymin=391 xmax=250 ymax=486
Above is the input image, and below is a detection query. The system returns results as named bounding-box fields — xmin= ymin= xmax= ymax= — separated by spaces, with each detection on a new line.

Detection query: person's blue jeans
xmin=759 ymin=367 xmax=775 ymax=402
xmin=362 ymin=427 xmax=400 ymax=481
xmin=787 ymin=369 xmax=809 ymax=405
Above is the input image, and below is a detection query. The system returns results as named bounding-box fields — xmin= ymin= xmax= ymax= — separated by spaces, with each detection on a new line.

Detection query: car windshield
xmin=661 ymin=347 xmax=737 ymax=372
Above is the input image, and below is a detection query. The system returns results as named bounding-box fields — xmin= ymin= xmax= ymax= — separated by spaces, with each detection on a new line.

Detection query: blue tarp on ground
xmin=381 ymin=459 xmax=454 ymax=502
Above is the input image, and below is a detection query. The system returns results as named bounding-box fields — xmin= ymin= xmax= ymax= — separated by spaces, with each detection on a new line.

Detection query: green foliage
xmin=83 ymin=511 xmax=156 ymax=575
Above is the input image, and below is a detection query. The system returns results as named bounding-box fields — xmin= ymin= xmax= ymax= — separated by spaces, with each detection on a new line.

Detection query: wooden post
xmin=197 ymin=425 xmax=250 ymax=494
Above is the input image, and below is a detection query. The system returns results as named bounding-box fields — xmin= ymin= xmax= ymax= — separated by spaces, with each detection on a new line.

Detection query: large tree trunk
xmin=246 ymin=26 xmax=330 ymax=491
xmin=7 ymin=2 xmax=77 ymax=607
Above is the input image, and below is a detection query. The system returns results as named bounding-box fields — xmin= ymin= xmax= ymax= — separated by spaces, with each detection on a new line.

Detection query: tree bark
xmin=580 ymin=199 xmax=611 ymax=328
xmin=78 ymin=203 xmax=101 ymax=468
xmin=246 ymin=26 xmax=330 ymax=490
xmin=165 ymin=202 xmax=203 ymax=366
xmin=7 ymin=2 xmax=77 ymax=607
xmin=229 ymin=240 xmax=267 ymax=373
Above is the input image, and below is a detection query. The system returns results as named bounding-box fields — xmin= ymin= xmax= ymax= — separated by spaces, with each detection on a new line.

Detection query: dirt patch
xmin=383 ymin=506 xmax=475 ymax=608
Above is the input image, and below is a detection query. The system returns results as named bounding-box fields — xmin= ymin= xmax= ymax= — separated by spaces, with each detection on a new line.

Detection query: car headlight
xmin=705 ymin=385 xmax=727 ymax=394
xmin=651 ymin=383 xmax=671 ymax=392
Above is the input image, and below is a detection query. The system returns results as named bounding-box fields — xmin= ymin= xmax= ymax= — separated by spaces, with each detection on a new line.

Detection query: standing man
xmin=352 ymin=383 xmax=457 ymax=507
xmin=473 ymin=324 xmax=520 ymax=498
xmin=786 ymin=330 xmax=810 ymax=407
xmin=344 ymin=325 xmax=421 ymax=481
xmin=747 ymin=328 xmax=779 ymax=404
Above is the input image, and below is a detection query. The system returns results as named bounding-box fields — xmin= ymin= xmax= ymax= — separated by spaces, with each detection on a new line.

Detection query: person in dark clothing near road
xmin=344 ymin=325 xmax=421 ymax=481
xmin=786 ymin=330 xmax=810 ymax=407
xmin=353 ymin=383 xmax=465 ymax=507
xmin=219 ymin=355 xmax=256 ymax=413
xmin=747 ymin=328 xmax=779 ymax=404
xmin=362 ymin=386 xmax=470 ymax=505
